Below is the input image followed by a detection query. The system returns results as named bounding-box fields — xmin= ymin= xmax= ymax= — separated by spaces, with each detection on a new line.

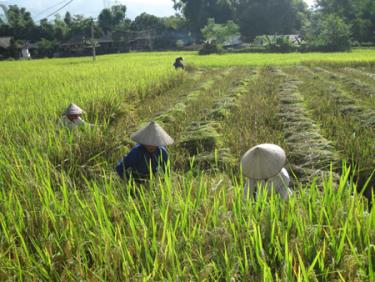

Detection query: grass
xmin=0 ymin=165 xmax=373 ymax=280
xmin=0 ymin=51 xmax=375 ymax=280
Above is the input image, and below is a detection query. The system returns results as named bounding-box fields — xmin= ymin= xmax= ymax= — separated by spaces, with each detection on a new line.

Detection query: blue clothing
xmin=116 ymin=144 xmax=168 ymax=180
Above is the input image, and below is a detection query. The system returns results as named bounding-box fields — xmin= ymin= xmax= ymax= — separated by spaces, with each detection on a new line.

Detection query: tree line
xmin=0 ymin=0 xmax=374 ymax=58
xmin=0 ymin=4 xmax=189 ymax=58
xmin=174 ymin=0 xmax=375 ymax=52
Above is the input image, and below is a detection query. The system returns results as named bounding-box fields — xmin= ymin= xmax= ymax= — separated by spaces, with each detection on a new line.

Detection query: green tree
xmin=201 ymin=18 xmax=239 ymax=45
xmin=199 ymin=18 xmax=239 ymax=54
xmin=111 ymin=5 xmax=127 ymax=25
xmin=112 ymin=19 xmax=132 ymax=52
xmin=129 ymin=13 xmax=189 ymax=50
xmin=235 ymin=0 xmax=307 ymax=41
xmin=38 ymin=19 xmax=55 ymax=40
xmin=304 ymin=13 xmax=352 ymax=51
xmin=98 ymin=5 xmax=126 ymax=34
xmin=66 ymin=15 xmax=94 ymax=39
xmin=130 ymin=13 xmax=164 ymax=50
xmin=36 ymin=38 xmax=58 ymax=57
xmin=0 ymin=5 xmax=36 ymax=41
xmin=173 ymin=0 xmax=235 ymax=39
xmin=53 ymin=15 xmax=69 ymax=42
xmin=64 ymin=12 xmax=72 ymax=26
xmin=162 ymin=14 xmax=188 ymax=31
xmin=98 ymin=9 xmax=112 ymax=34
xmin=316 ymin=0 xmax=375 ymax=43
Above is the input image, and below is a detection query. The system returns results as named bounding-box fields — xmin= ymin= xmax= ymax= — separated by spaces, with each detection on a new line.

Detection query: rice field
xmin=0 ymin=50 xmax=375 ymax=281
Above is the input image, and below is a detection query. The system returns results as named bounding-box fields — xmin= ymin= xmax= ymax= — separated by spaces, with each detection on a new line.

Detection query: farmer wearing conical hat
xmin=62 ymin=103 xmax=92 ymax=129
xmin=241 ymin=144 xmax=292 ymax=200
xmin=173 ymin=57 xmax=184 ymax=70
xmin=116 ymin=121 xmax=174 ymax=181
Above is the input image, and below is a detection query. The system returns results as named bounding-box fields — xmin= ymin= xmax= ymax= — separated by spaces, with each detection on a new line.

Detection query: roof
xmin=223 ymin=35 xmax=242 ymax=47
xmin=262 ymin=34 xmax=301 ymax=42
xmin=286 ymin=34 xmax=301 ymax=43
xmin=0 ymin=37 xmax=11 ymax=49
xmin=61 ymin=35 xmax=113 ymax=47
xmin=254 ymin=34 xmax=302 ymax=45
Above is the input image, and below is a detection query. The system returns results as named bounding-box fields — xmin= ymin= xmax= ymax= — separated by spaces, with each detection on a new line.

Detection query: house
xmin=128 ymin=37 xmax=151 ymax=50
xmin=254 ymin=34 xmax=302 ymax=46
xmin=0 ymin=37 xmax=13 ymax=59
xmin=0 ymin=36 xmax=11 ymax=49
xmin=61 ymin=36 xmax=86 ymax=53
xmin=287 ymin=34 xmax=302 ymax=44
xmin=223 ymin=35 xmax=242 ymax=48
xmin=96 ymin=34 xmax=114 ymax=49
xmin=60 ymin=34 xmax=115 ymax=56
xmin=93 ymin=35 xmax=115 ymax=54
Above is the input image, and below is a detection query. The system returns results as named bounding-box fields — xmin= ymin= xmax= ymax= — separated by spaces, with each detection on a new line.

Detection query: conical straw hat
xmin=131 ymin=121 xmax=174 ymax=146
xmin=63 ymin=103 xmax=84 ymax=115
xmin=241 ymin=144 xmax=286 ymax=179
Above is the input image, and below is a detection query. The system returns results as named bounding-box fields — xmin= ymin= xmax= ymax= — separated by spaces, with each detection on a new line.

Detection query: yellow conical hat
xmin=241 ymin=144 xmax=286 ymax=179
xmin=131 ymin=121 xmax=174 ymax=146
xmin=63 ymin=103 xmax=84 ymax=115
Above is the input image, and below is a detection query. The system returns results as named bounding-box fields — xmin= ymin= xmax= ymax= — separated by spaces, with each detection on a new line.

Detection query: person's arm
xmin=274 ymin=168 xmax=291 ymax=200
xmin=245 ymin=179 xmax=257 ymax=198
xmin=280 ymin=168 xmax=290 ymax=187
xmin=116 ymin=149 xmax=137 ymax=179
xmin=116 ymin=158 xmax=125 ymax=179
xmin=160 ymin=147 xmax=170 ymax=175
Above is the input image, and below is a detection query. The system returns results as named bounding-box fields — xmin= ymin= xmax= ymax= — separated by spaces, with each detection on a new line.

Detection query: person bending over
xmin=61 ymin=103 xmax=92 ymax=129
xmin=116 ymin=121 xmax=174 ymax=182
xmin=241 ymin=143 xmax=292 ymax=200
xmin=173 ymin=57 xmax=184 ymax=70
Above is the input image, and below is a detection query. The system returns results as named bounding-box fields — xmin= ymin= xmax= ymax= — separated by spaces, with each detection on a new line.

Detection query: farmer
xmin=116 ymin=121 xmax=174 ymax=182
xmin=173 ymin=57 xmax=184 ymax=70
xmin=61 ymin=103 xmax=92 ymax=129
xmin=241 ymin=144 xmax=292 ymax=200
xmin=21 ymin=47 xmax=31 ymax=60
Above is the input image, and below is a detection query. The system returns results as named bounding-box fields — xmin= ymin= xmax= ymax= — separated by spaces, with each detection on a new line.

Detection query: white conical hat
xmin=63 ymin=103 xmax=84 ymax=115
xmin=241 ymin=144 xmax=286 ymax=179
xmin=131 ymin=121 xmax=174 ymax=146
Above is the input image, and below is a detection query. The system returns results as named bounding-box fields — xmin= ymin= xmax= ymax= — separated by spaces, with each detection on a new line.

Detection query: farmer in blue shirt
xmin=116 ymin=121 xmax=174 ymax=182
xmin=173 ymin=57 xmax=184 ymax=70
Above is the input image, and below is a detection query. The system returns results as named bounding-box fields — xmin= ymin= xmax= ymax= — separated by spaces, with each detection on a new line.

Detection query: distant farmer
xmin=241 ymin=144 xmax=292 ymax=200
xmin=173 ymin=57 xmax=184 ymax=70
xmin=21 ymin=47 xmax=31 ymax=60
xmin=61 ymin=103 xmax=92 ymax=129
xmin=116 ymin=121 xmax=174 ymax=182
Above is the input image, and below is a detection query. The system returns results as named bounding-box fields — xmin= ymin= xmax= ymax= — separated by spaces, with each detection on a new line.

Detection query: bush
xmin=256 ymin=35 xmax=298 ymax=52
xmin=303 ymin=14 xmax=352 ymax=52
xmin=199 ymin=40 xmax=222 ymax=55
xmin=36 ymin=38 xmax=59 ymax=57
xmin=199 ymin=18 xmax=239 ymax=55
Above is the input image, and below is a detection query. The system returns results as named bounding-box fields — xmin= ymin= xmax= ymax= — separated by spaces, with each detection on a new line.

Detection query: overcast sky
xmin=1 ymin=0 xmax=316 ymax=20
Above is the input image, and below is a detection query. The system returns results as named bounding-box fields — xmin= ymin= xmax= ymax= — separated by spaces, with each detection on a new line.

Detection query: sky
xmin=1 ymin=0 xmax=316 ymax=20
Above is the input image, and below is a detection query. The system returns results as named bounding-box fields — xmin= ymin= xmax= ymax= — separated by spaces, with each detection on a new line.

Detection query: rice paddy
xmin=0 ymin=50 xmax=375 ymax=280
